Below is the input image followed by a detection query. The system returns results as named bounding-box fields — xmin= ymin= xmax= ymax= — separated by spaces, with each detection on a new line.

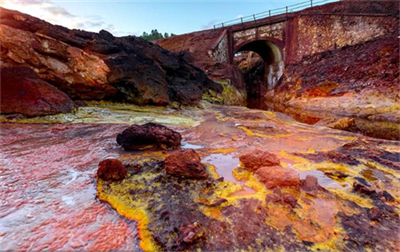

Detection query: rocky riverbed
xmin=0 ymin=2 xmax=399 ymax=251
xmin=1 ymin=103 xmax=399 ymax=251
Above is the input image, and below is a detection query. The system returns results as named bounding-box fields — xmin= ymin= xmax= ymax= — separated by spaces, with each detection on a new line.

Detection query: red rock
xmin=300 ymin=175 xmax=319 ymax=195
xmin=0 ymin=7 xmax=221 ymax=105
xmin=97 ymin=159 xmax=127 ymax=181
xmin=266 ymin=189 xmax=298 ymax=208
xmin=368 ymin=207 xmax=382 ymax=221
xmin=315 ymin=117 xmax=357 ymax=132
xmin=116 ymin=123 xmax=182 ymax=151
xmin=255 ymin=165 xmax=300 ymax=189
xmin=165 ymin=149 xmax=208 ymax=179
xmin=239 ymin=150 xmax=280 ymax=171
xmin=353 ymin=182 xmax=375 ymax=196
xmin=265 ymin=33 xmax=399 ymax=140
xmin=179 ymin=222 xmax=204 ymax=244
xmin=0 ymin=67 xmax=74 ymax=116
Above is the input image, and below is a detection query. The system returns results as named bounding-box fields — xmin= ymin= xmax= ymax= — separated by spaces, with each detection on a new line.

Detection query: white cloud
xmin=237 ymin=14 xmax=244 ymax=18
xmin=0 ymin=0 xmax=133 ymax=36
xmin=201 ymin=19 xmax=220 ymax=30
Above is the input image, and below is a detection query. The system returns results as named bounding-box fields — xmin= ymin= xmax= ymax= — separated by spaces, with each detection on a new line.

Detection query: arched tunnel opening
xmin=233 ymin=40 xmax=284 ymax=109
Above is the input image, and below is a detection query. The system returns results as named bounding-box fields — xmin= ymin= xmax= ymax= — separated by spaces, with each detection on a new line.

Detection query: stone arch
xmin=233 ymin=38 xmax=284 ymax=64
xmin=232 ymin=38 xmax=285 ymax=108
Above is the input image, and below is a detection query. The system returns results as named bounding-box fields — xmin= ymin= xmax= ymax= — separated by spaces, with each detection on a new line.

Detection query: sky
xmin=0 ymin=0 xmax=338 ymax=37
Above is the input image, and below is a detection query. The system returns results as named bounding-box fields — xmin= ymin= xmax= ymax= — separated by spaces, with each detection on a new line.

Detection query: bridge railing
xmin=213 ymin=0 xmax=338 ymax=29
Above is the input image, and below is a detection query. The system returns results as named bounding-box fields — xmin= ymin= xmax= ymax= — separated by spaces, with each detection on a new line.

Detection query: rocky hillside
xmin=0 ymin=7 xmax=222 ymax=116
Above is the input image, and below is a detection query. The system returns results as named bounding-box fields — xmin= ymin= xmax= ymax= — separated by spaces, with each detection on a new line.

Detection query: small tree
xmin=140 ymin=30 xmax=176 ymax=41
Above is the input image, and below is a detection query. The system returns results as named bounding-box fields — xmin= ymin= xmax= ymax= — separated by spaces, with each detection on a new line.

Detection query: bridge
xmin=156 ymin=0 xmax=399 ymax=101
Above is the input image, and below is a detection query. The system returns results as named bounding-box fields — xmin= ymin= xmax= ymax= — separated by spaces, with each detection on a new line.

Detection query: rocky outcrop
xmin=239 ymin=150 xmax=280 ymax=171
xmin=239 ymin=150 xmax=299 ymax=189
xmin=156 ymin=30 xmax=247 ymax=106
xmin=0 ymin=7 xmax=221 ymax=106
xmin=264 ymin=33 xmax=400 ymax=140
xmin=164 ymin=149 xmax=208 ymax=179
xmin=97 ymin=159 xmax=127 ymax=181
xmin=255 ymin=166 xmax=300 ymax=189
xmin=116 ymin=123 xmax=182 ymax=151
xmin=0 ymin=66 xmax=74 ymax=116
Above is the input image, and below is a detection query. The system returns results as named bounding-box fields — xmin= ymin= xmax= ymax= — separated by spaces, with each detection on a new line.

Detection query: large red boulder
xmin=0 ymin=67 xmax=74 ymax=116
xmin=97 ymin=159 xmax=127 ymax=181
xmin=239 ymin=150 xmax=281 ymax=171
xmin=164 ymin=149 xmax=208 ymax=179
xmin=116 ymin=123 xmax=182 ymax=151
xmin=255 ymin=165 xmax=300 ymax=189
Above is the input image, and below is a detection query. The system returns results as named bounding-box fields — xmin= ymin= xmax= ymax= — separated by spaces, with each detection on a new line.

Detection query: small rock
xmin=301 ymin=175 xmax=319 ymax=195
xmin=266 ymin=194 xmax=281 ymax=204
xmin=282 ymin=193 xmax=298 ymax=208
xmin=165 ymin=149 xmax=208 ymax=179
xmin=70 ymin=240 xmax=87 ymax=248
xmin=239 ymin=150 xmax=280 ymax=171
xmin=116 ymin=123 xmax=182 ymax=151
xmin=354 ymin=177 xmax=370 ymax=187
xmin=255 ymin=165 xmax=300 ymax=189
xmin=324 ymin=171 xmax=348 ymax=179
xmin=97 ymin=159 xmax=127 ymax=181
xmin=99 ymin=29 xmax=115 ymax=41
xmin=315 ymin=117 xmax=357 ymax=131
xmin=368 ymin=207 xmax=382 ymax=221
xmin=379 ymin=191 xmax=395 ymax=202
xmin=208 ymin=198 xmax=228 ymax=207
xmin=353 ymin=181 xmax=375 ymax=195
xmin=179 ymin=222 xmax=204 ymax=243
xmin=265 ymin=190 xmax=298 ymax=208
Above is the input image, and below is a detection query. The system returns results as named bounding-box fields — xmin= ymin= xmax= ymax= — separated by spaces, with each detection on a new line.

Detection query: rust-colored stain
xmin=1 ymin=104 xmax=399 ymax=251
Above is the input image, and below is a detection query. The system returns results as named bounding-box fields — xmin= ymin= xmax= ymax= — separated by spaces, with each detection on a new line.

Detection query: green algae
xmin=2 ymin=101 xmax=399 ymax=251
xmin=201 ymin=80 xmax=247 ymax=106
xmin=0 ymin=101 xmax=203 ymax=127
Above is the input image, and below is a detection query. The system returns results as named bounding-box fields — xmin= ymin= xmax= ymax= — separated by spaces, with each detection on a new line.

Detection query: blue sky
xmin=0 ymin=0 xmax=337 ymax=36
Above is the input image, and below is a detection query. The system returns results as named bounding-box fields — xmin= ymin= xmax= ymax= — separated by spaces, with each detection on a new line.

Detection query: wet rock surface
xmin=0 ymin=7 xmax=221 ymax=106
xmin=0 ymin=66 xmax=74 ymax=116
xmin=97 ymin=159 xmax=127 ymax=181
xmin=265 ymin=32 xmax=400 ymax=140
xmin=1 ymin=104 xmax=400 ymax=251
xmin=165 ymin=149 xmax=208 ymax=179
xmin=239 ymin=150 xmax=281 ymax=171
xmin=116 ymin=122 xmax=182 ymax=150
xmin=301 ymin=175 xmax=320 ymax=195
xmin=255 ymin=165 xmax=300 ymax=189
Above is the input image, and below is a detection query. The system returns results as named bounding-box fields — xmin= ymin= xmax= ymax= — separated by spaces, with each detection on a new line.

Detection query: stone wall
xmin=232 ymin=22 xmax=285 ymax=50
xmin=211 ymin=32 xmax=229 ymax=63
xmin=286 ymin=14 xmax=398 ymax=63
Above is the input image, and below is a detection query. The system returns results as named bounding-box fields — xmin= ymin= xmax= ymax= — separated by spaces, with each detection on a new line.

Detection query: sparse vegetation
xmin=140 ymin=29 xmax=176 ymax=41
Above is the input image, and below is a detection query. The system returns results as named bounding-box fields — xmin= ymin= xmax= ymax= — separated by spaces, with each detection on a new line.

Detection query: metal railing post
xmin=216 ymin=0 xmax=331 ymax=29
